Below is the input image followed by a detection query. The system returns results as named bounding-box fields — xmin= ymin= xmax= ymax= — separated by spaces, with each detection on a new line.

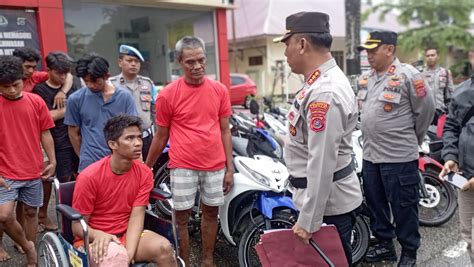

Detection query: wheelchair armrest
xmin=150 ymin=188 xmax=172 ymax=200
xmin=57 ymin=204 xmax=83 ymax=221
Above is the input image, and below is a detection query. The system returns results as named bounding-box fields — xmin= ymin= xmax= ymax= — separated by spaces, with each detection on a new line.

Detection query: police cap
xmin=273 ymin=12 xmax=330 ymax=43
xmin=119 ymin=44 xmax=144 ymax=62
xmin=358 ymin=31 xmax=398 ymax=51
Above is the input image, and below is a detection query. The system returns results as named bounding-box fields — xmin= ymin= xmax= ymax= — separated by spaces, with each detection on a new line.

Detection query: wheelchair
xmin=37 ymin=178 xmax=184 ymax=266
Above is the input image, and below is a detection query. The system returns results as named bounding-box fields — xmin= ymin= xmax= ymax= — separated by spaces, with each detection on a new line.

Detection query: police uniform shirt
xmin=357 ymin=58 xmax=436 ymax=164
xmin=109 ymin=74 xmax=154 ymax=129
xmin=422 ymin=66 xmax=454 ymax=110
xmin=284 ymin=58 xmax=363 ymax=233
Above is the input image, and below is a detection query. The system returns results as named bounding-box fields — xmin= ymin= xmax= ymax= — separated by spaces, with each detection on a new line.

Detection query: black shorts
xmin=55 ymin=147 xmax=79 ymax=182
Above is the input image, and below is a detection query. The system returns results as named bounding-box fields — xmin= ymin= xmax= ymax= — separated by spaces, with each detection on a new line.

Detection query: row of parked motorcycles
xmin=147 ymin=98 xmax=457 ymax=266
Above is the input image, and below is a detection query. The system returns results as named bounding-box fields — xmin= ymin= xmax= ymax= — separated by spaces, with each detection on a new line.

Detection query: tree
xmin=363 ymin=0 xmax=474 ymax=56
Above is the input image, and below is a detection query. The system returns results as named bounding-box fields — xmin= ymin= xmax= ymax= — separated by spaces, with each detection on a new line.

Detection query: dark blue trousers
xmin=362 ymin=160 xmax=421 ymax=257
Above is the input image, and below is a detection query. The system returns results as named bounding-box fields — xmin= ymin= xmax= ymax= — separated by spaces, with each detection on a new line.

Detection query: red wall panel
xmin=216 ymin=8 xmax=231 ymax=89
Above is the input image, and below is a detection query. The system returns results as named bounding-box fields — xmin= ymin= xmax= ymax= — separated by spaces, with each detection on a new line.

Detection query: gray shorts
xmin=170 ymin=168 xmax=225 ymax=210
xmin=0 ymin=178 xmax=43 ymax=207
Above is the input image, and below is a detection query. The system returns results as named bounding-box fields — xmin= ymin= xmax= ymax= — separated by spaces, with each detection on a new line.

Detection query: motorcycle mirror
xmin=250 ymin=99 xmax=260 ymax=115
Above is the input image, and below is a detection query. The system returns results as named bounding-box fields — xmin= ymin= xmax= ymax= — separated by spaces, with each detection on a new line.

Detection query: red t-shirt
xmin=0 ymin=92 xmax=54 ymax=180
xmin=72 ymin=156 xmax=154 ymax=236
xmin=156 ymin=77 xmax=232 ymax=171
xmin=23 ymin=71 xmax=48 ymax=93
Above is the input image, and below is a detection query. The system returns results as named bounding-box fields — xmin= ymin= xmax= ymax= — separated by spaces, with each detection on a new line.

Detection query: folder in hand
xmin=255 ymin=225 xmax=348 ymax=267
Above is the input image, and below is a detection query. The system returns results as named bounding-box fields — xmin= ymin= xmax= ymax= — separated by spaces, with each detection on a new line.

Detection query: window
xmin=231 ymin=76 xmax=245 ymax=86
xmin=249 ymin=56 xmax=263 ymax=66
xmin=62 ymin=0 xmax=216 ymax=85
xmin=332 ymin=51 xmax=344 ymax=69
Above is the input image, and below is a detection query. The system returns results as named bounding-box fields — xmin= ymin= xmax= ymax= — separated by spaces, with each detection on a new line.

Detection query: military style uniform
xmin=422 ymin=66 xmax=454 ymax=111
xmin=285 ymin=58 xmax=363 ymax=257
xmin=357 ymin=57 xmax=435 ymax=260
xmin=422 ymin=66 xmax=454 ymax=124
xmin=109 ymin=74 xmax=155 ymax=157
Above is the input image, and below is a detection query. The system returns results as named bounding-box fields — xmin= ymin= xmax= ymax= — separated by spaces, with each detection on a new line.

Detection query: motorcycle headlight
xmin=240 ymin=161 xmax=271 ymax=187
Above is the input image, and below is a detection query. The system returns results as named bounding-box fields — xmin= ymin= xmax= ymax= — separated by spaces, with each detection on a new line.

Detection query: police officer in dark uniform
xmin=110 ymin=45 xmax=156 ymax=160
xmin=275 ymin=12 xmax=363 ymax=266
xmin=357 ymin=31 xmax=435 ymax=267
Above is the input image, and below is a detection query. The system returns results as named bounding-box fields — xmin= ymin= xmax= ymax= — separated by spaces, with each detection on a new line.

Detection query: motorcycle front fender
xmin=418 ymin=155 xmax=443 ymax=172
xmin=255 ymin=192 xmax=296 ymax=219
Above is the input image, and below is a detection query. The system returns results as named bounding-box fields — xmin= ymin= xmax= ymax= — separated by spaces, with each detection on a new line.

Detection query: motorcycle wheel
xmin=238 ymin=211 xmax=295 ymax=267
xmin=152 ymin=163 xmax=173 ymax=218
xmin=418 ymin=168 xmax=457 ymax=226
xmin=351 ymin=215 xmax=370 ymax=265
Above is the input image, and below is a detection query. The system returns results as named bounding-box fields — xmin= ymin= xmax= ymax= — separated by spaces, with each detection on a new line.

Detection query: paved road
xmin=2 ymin=198 xmax=468 ymax=267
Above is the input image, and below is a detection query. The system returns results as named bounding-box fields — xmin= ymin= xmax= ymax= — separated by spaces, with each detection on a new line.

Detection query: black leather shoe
xmin=364 ymin=241 xmax=397 ymax=263
xmin=398 ymin=254 xmax=416 ymax=267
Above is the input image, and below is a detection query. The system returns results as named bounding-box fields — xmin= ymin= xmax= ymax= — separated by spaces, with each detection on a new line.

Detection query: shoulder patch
xmin=308 ymin=101 xmax=329 ymax=133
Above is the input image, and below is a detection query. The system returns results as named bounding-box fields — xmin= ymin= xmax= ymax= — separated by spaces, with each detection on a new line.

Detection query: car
xmin=229 ymin=73 xmax=257 ymax=108
xmin=207 ymin=73 xmax=257 ymax=108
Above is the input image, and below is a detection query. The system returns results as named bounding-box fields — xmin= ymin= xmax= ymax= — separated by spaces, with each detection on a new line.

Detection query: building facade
xmin=0 ymin=0 xmax=233 ymax=87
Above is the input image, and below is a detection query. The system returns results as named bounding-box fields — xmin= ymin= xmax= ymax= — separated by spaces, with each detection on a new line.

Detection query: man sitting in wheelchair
xmin=72 ymin=114 xmax=177 ymax=266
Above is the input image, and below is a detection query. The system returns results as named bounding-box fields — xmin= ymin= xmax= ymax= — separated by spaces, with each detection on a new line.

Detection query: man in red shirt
xmin=72 ymin=114 xmax=177 ymax=266
xmin=0 ymin=55 xmax=56 ymax=266
xmin=0 ymin=48 xmax=74 ymax=258
xmin=145 ymin=36 xmax=233 ymax=267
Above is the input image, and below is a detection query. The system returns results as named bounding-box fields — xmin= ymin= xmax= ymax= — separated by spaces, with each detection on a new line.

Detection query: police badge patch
xmin=308 ymin=101 xmax=329 ymax=132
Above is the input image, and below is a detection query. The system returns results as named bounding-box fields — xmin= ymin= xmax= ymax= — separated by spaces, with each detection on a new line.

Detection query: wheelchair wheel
xmin=38 ymin=232 xmax=69 ymax=267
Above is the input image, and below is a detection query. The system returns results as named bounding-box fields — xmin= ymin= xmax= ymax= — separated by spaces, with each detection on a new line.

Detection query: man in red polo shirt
xmin=145 ymin=36 xmax=233 ymax=267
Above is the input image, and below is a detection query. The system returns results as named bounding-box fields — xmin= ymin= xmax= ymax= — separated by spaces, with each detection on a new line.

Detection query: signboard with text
xmin=0 ymin=9 xmax=39 ymax=56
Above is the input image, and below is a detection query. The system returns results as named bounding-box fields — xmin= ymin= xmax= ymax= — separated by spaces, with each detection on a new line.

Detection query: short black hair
xmin=12 ymin=47 xmax=41 ymax=63
xmin=103 ymin=114 xmax=142 ymax=149
xmin=75 ymin=53 xmax=110 ymax=81
xmin=0 ymin=56 xmax=24 ymax=85
xmin=297 ymin=32 xmax=332 ymax=50
xmin=425 ymin=47 xmax=438 ymax=54
xmin=45 ymin=52 xmax=72 ymax=74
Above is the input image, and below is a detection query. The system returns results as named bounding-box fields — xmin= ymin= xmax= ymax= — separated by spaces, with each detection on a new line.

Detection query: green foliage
xmin=363 ymin=0 xmax=474 ymax=55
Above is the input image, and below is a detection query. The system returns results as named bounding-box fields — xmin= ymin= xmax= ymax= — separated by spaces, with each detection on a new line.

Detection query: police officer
xmin=357 ymin=31 xmax=435 ymax=266
xmin=422 ymin=47 xmax=454 ymax=124
xmin=110 ymin=45 xmax=156 ymax=160
xmin=275 ymin=12 xmax=363 ymax=266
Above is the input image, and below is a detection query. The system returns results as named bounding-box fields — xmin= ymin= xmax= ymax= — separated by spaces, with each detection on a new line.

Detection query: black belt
xmin=289 ymin=159 xmax=355 ymax=189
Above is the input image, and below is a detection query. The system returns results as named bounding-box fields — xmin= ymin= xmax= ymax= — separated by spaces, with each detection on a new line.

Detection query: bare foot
xmin=24 ymin=241 xmax=37 ymax=267
xmin=13 ymin=243 xmax=25 ymax=254
xmin=38 ymin=217 xmax=58 ymax=231
xmin=0 ymin=244 xmax=11 ymax=262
